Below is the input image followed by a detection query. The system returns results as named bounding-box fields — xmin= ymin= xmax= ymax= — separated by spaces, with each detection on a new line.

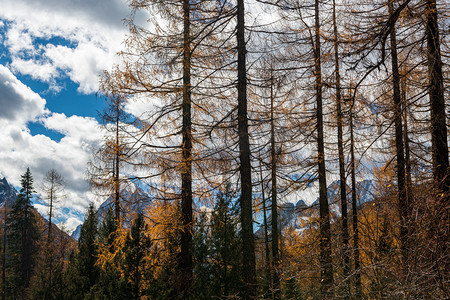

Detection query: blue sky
xmin=0 ymin=0 xmax=131 ymax=233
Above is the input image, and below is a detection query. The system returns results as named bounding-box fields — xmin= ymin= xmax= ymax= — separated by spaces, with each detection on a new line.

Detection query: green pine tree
xmin=211 ymin=187 xmax=242 ymax=298
xmin=86 ymin=208 xmax=129 ymax=300
xmin=64 ymin=203 xmax=99 ymax=299
xmin=193 ymin=185 xmax=242 ymax=299
xmin=123 ymin=213 xmax=152 ymax=300
xmin=6 ymin=168 xmax=40 ymax=299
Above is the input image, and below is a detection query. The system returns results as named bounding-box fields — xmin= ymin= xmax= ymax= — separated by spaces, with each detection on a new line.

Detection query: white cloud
xmin=44 ymin=43 xmax=112 ymax=94
xmin=0 ymin=1 xmax=154 ymax=233
xmin=0 ymin=65 xmax=48 ymax=123
xmin=0 ymin=115 xmax=103 ymax=232
xmin=10 ymin=57 xmax=57 ymax=83
xmin=61 ymin=217 xmax=83 ymax=234
xmin=0 ymin=69 xmax=104 ymax=232
xmin=0 ymin=0 xmax=129 ymax=94
xmin=42 ymin=112 xmax=103 ymax=143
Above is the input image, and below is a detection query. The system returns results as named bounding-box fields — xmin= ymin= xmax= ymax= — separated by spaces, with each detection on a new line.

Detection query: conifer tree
xmin=6 ymin=168 xmax=40 ymax=299
xmin=86 ymin=208 xmax=129 ymax=300
xmin=64 ymin=203 xmax=99 ymax=298
xmin=236 ymin=0 xmax=257 ymax=297
xmin=123 ymin=213 xmax=152 ymax=300
xmin=313 ymin=0 xmax=333 ymax=296
xmin=210 ymin=186 xmax=242 ymax=298
xmin=425 ymin=0 xmax=449 ymax=193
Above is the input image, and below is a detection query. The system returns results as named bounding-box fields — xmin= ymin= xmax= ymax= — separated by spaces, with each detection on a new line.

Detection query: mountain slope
xmin=71 ymin=185 xmax=152 ymax=240
xmin=0 ymin=176 xmax=76 ymax=248
xmin=0 ymin=177 xmax=18 ymax=209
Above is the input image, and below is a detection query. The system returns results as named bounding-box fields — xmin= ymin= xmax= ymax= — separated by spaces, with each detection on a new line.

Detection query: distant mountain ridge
xmin=0 ymin=177 xmax=18 ymax=209
xmin=71 ymin=180 xmax=374 ymax=239
xmin=263 ymin=179 xmax=374 ymax=234
xmin=0 ymin=176 xmax=76 ymax=247
xmin=71 ymin=185 xmax=152 ymax=240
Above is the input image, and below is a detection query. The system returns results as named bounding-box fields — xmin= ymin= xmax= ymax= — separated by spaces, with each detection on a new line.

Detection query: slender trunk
xmin=315 ymin=0 xmax=333 ymax=296
xmin=350 ymin=103 xmax=362 ymax=298
xmin=388 ymin=0 xmax=409 ymax=269
xmin=259 ymin=161 xmax=271 ymax=290
xmin=237 ymin=0 xmax=256 ymax=297
xmin=270 ymin=73 xmax=280 ymax=299
xmin=47 ymin=187 xmax=54 ymax=290
xmin=180 ymin=0 xmax=193 ymax=294
xmin=47 ymin=188 xmax=53 ymax=244
xmin=2 ymin=201 xmax=6 ymax=300
xmin=134 ymin=233 xmax=140 ymax=300
xmin=426 ymin=0 xmax=449 ymax=193
xmin=224 ymin=208 xmax=229 ymax=296
xmin=332 ymin=0 xmax=350 ymax=294
xmin=401 ymin=75 xmax=412 ymax=210
xmin=114 ymin=103 xmax=120 ymax=226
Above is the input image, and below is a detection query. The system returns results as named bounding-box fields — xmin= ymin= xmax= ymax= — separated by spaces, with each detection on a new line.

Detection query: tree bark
xmin=270 ymin=73 xmax=280 ymax=299
xmin=350 ymin=102 xmax=362 ymax=298
xmin=332 ymin=0 xmax=350 ymax=295
xmin=114 ymin=100 xmax=120 ymax=226
xmin=388 ymin=0 xmax=409 ymax=269
xmin=180 ymin=0 xmax=193 ymax=295
xmin=237 ymin=0 xmax=256 ymax=297
xmin=1 ymin=201 xmax=6 ymax=300
xmin=426 ymin=0 xmax=449 ymax=193
xmin=314 ymin=0 xmax=333 ymax=296
xmin=259 ymin=161 xmax=271 ymax=292
xmin=401 ymin=74 xmax=413 ymax=213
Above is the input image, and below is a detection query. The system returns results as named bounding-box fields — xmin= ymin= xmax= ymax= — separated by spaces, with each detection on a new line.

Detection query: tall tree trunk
xmin=270 ymin=73 xmax=280 ymax=299
xmin=350 ymin=102 xmax=362 ymax=298
xmin=426 ymin=0 xmax=449 ymax=193
xmin=401 ymin=74 xmax=412 ymax=210
xmin=388 ymin=0 xmax=409 ymax=269
xmin=259 ymin=161 xmax=271 ymax=293
xmin=314 ymin=0 xmax=333 ymax=296
xmin=332 ymin=0 xmax=350 ymax=295
xmin=47 ymin=186 xmax=54 ymax=291
xmin=1 ymin=201 xmax=6 ymax=300
xmin=180 ymin=0 xmax=193 ymax=295
xmin=114 ymin=101 xmax=120 ymax=226
xmin=237 ymin=0 xmax=256 ymax=297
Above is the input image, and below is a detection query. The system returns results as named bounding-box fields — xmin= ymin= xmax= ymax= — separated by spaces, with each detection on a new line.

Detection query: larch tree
xmin=41 ymin=169 xmax=65 ymax=245
xmin=36 ymin=169 xmax=65 ymax=298
xmin=236 ymin=0 xmax=257 ymax=297
xmin=313 ymin=0 xmax=333 ymax=296
xmin=100 ymin=1 xmax=237 ymax=296
xmin=425 ymin=0 xmax=449 ymax=193
xmin=332 ymin=0 xmax=350 ymax=294
xmin=88 ymin=93 xmax=131 ymax=227
xmin=388 ymin=0 xmax=409 ymax=268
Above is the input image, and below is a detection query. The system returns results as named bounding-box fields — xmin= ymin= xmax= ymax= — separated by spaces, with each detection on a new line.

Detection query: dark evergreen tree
xmin=86 ymin=207 xmax=129 ymax=299
xmin=62 ymin=252 xmax=86 ymax=300
xmin=64 ymin=203 xmax=99 ymax=299
xmin=192 ymin=211 xmax=213 ymax=299
xmin=78 ymin=203 xmax=99 ymax=289
xmin=191 ymin=185 xmax=242 ymax=299
xmin=6 ymin=168 xmax=40 ymax=299
xmin=31 ymin=255 xmax=65 ymax=300
xmin=122 ymin=213 xmax=152 ymax=300
xmin=209 ymin=187 xmax=242 ymax=298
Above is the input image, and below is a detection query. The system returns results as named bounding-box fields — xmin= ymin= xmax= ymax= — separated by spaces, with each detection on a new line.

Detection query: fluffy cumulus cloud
xmin=0 ymin=0 xmax=130 ymax=94
xmin=0 ymin=113 xmax=103 ymax=232
xmin=0 ymin=0 xmax=135 ymax=232
xmin=0 ymin=65 xmax=104 ymax=233
xmin=0 ymin=65 xmax=48 ymax=122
